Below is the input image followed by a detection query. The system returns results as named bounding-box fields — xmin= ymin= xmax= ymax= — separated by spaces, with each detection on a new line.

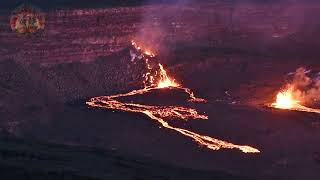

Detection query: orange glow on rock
xmin=86 ymin=41 xmax=260 ymax=153
xmin=271 ymin=86 xmax=320 ymax=114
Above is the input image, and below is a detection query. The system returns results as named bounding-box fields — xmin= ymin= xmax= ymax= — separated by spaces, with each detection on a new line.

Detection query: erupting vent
xmin=86 ymin=41 xmax=260 ymax=153
xmin=270 ymin=68 xmax=320 ymax=114
xmin=271 ymin=85 xmax=320 ymax=114
xmin=272 ymin=87 xmax=299 ymax=109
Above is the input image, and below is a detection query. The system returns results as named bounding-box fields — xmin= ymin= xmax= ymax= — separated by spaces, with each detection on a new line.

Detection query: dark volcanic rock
xmin=0 ymin=47 xmax=146 ymax=135
xmin=34 ymin=48 xmax=146 ymax=102
xmin=1 ymin=1 xmax=320 ymax=180
xmin=0 ymin=59 xmax=53 ymax=135
xmin=0 ymin=136 xmax=251 ymax=180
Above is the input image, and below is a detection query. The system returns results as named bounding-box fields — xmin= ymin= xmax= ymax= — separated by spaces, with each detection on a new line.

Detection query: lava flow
xmin=86 ymin=42 xmax=260 ymax=153
xmin=271 ymin=86 xmax=320 ymax=114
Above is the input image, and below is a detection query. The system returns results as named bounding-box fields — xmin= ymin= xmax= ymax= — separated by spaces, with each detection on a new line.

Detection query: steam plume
xmin=288 ymin=67 xmax=320 ymax=104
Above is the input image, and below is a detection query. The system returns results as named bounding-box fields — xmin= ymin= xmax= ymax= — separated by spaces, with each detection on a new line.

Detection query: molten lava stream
xmin=271 ymin=87 xmax=320 ymax=114
xmin=87 ymin=63 xmax=259 ymax=153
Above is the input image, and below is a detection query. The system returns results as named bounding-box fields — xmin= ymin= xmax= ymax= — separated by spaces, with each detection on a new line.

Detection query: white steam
xmin=289 ymin=67 xmax=320 ymax=104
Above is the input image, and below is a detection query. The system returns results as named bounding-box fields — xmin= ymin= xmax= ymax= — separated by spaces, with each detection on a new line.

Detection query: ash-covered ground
xmin=1 ymin=1 xmax=320 ymax=180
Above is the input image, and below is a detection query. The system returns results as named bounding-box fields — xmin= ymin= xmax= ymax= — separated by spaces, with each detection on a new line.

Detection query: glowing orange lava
xmin=131 ymin=40 xmax=155 ymax=57
xmin=144 ymin=50 xmax=155 ymax=57
xmin=156 ymin=64 xmax=180 ymax=88
xmin=86 ymin=42 xmax=260 ymax=153
xmin=271 ymin=86 xmax=320 ymax=114
xmin=272 ymin=87 xmax=298 ymax=109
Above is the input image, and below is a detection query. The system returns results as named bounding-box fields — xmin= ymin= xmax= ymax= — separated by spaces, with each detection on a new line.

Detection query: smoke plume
xmin=290 ymin=67 xmax=320 ymax=104
xmin=133 ymin=0 xmax=194 ymax=54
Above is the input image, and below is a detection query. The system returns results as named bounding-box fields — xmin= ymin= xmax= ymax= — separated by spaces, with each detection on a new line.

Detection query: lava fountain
xmin=86 ymin=41 xmax=260 ymax=153
xmin=156 ymin=64 xmax=179 ymax=88
xmin=271 ymin=86 xmax=320 ymax=114
xmin=272 ymin=87 xmax=298 ymax=109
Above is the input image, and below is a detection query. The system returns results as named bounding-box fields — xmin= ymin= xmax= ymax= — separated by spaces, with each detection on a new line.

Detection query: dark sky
xmin=0 ymin=0 xmax=151 ymax=10
xmin=0 ymin=0 xmax=202 ymax=10
xmin=0 ymin=0 xmax=317 ymax=10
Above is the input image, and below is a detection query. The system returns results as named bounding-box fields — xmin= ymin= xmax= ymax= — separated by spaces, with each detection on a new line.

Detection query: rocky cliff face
xmin=1 ymin=3 xmax=320 ymax=180
xmin=0 ymin=1 xmax=320 ymax=65
xmin=1 ymin=0 xmax=320 ymax=132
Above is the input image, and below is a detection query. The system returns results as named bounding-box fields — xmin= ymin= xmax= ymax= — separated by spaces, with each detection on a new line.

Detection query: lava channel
xmin=86 ymin=64 xmax=259 ymax=153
